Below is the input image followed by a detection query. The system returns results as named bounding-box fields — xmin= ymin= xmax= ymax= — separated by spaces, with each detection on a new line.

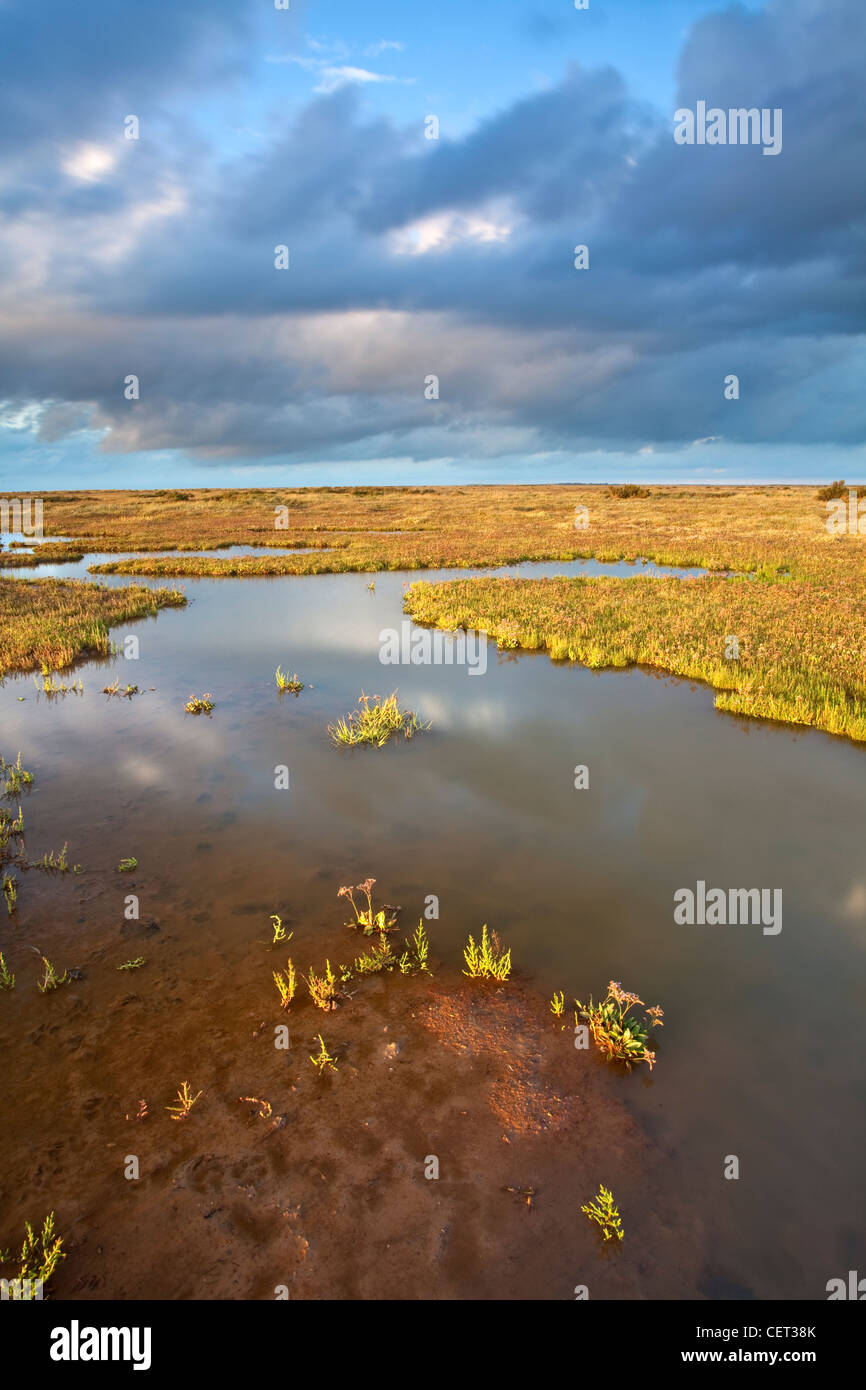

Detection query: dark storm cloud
xmin=0 ymin=0 xmax=862 ymax=462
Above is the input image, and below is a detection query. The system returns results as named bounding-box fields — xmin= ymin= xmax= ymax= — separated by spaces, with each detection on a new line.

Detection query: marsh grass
xmin=0 ymin=1212 xmax=66 ymax=1297
xmin=185 ymin=693 xmax=214 ymax=715
xmin=275 ymin=666 xmax=304 ymax=694
xmin=273 ymin=959 xmax=297 ymax=1009
xmin=0 ymin=576 xmax=185 ymax=680
xmin=310 ymin=1034 xmax=338 ymax=1074
xmin=117 ymin=857 xmax=138 ymax=873
xmin=116 ymin=957 xmax=146 ymax=972
xmin=103 ymin=677 xmax=140 ymax=698
xmin=34 ymin=671 xmax=83 ymax=696
xmin=581 ymin=1185 xmax=624 ymax=1242
xmin=2 ymin=753 xmax=33 ymax=797
xmin=166 ymin=1081 xmax=203 ymax=1120
xmin=398 ymin=920 xmax=431 ymax=975
xmin=305 ymin=959 xmax=342 ymax=1011
xmin=37 ymin=956 xmax=70 ymax=994
xmin=0 ymin=950 xmax=14 ymax=989
xmin=328 ymin=691 xmax=430 ymax=747
xmin=463 ymin=924 xmax=512 ymax=982
xmin=2 ymin=872 xmax=17 ymax=915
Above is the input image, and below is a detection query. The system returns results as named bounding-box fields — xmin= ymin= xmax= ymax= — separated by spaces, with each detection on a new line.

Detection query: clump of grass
xmin=0 ymin=950 xmax=14 ymax=990
xmin=2 ymin=872 xmax=17 ymax=915
xmin=582 ymin=1185 xmax=624 ymax=1241
xmin=310 ymin=1034 xmax=338 ymax=1074
xmin=2 ymin=753 xmax=33 ymax=797
xmin=273 ymin=958 xmax=297 ymax=1009
xmin=328 ymin=691 xmax=430 ymax=747
xmin=31 ymin=843 xmax=68 ymax=873
xmin=0 ymin=1212 xmax=65 ymax=1297
xmin=37 ymin=956 xmax=70 ymax=994
xmin=574 ymin=980 xmax=663 ymax=1070
xmin=116 ymin=957 xmax=146 ymax=972
xmin=463 ymin=924 xmax=512 ymax=982
xmin=33 ymin=671 xmax=83 ymax=696
xmin=608 ymin=484 xmax=650 ymax=499
xmin=550 ymin=990 xmax=565 ymax=1021
xmin=305 ymin=959 xmax=342 ymax=1010
xmin=185 ymin=693 xmax=214 ymax=714
xmin=103 ymin=677 xmax=140 ymax=698
xmin=275 ymin=666 xmax=304 ymax=694
xmin=354 ymin=935 xmax=398 ymax=975
xmin=338 ymin=878 xmax=399 ymax=935
xmin=117 ymin=857 xmax=138 ymax=872
xmin=398 ymin=920 xmax=431 ymax=975
xmin=166 ymin=1081 xmax=203 ymax=1120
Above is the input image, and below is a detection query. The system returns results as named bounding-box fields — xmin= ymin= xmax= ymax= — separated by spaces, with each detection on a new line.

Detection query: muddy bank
xmin=1 ymin=886 xmax=701 ymax=1299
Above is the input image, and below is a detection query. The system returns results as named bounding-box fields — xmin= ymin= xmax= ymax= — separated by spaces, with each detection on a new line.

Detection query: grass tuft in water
xmin=117 ymin=857 xmax=138 ymax=873
xmin=305 ymin=959 xmax=342 ymax=1010
xmin=273 ymin=958 xmax=297 ymax=1010
xmin=581 ymin=1185 xmax=624 ymax=1241
xmin=37 ymin=956 xmax=70 ymax=994
xmin=0 ymin=1212 xmax=65 ymax=1298
xmin=185 ymin=693 xmax=214 ymax=715
xmin=275 ymin=666 xmax=304 ymax=694
xmin=328 ymin=691 xmax=429 ymax=747
xmin=0 ymin=950 xmax=14 ymax=990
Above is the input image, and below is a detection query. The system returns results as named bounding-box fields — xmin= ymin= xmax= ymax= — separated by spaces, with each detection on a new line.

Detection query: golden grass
xmin=405 ymin=568 xmax=866 ymax=741
xmin=0 ymin=578 xmax=186 ymax=679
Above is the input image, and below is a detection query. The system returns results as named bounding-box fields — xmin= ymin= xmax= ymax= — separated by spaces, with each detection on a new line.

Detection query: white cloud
xmin=62 ymin=143 xmax=118 ymax=183
xmin=314 ymin=65 xmax=401 ymax=95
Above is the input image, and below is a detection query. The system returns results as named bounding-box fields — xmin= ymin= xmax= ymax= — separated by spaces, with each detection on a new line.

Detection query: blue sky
xmin=0 ymin=0 xmax=862 ymax=488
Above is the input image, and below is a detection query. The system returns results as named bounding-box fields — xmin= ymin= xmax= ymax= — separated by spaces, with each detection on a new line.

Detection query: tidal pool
xmin=1 ymin=561 xmax=863 ymax=1299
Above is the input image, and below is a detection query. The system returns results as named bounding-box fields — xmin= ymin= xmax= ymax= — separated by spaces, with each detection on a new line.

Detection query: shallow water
xmin=1 ymin=563 xmax=863 ymax=1298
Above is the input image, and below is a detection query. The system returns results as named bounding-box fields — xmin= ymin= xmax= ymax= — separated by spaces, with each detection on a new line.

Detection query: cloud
xmin=0 ymin=0 xmax=862 ymax=469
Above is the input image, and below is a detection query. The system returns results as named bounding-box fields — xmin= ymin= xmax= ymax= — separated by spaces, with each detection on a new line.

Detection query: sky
xmin=0 ymin=0 xmax=863 ymax=489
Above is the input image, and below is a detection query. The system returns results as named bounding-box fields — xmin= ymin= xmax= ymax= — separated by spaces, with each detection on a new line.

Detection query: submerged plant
xmin=273 ymin=958 xmax=297 ymax=1010
xmin=34 ymin=672 xmax=83 ymax=696
xmin=463 ymin=924 xmax=512 ymax=982
xmin=328 ymin=690 xmax=430 ymax=747
xmin=1 ymin=1212 xmax=65 ymax=1298
xmin=275 ymin=667 xmax=304 ymax=694
xmin=185 ymin=693 xmax=214 ymax=715
xmin=305 ymin=959 xmax=342 ymax=1011
xmin=574 ymin=981 xmax=663 ymax=1071
xmin=338 ymin=878 xmax=399 ymax=935
xmin=116 ymin=957 xmax=146 ymax=972
xmin=103 ymin=677 xmax=140 ymax=698
xmin=0 ymin=950 xmax=14 ymax=990
xmin=310 ymin=1034 xmax=338 ymax=1074
xmin=32 ymin=843 xmax=68 ymax=873
xmin=238 ymin=1095 xmax=272 ymax=1119
xmin=117 ymin=857 xmax=138 ymax=873
xmin=2 ymin=872 xmax=17 ymax=915
xmin=270 ymin=913 xmax=292 ymax=945
xmin=37 ymin=956 xmax=70 ymax=994
xmin=166 ymin=1081 xmax=203 ymax=1120
xmin=581 ymin=1185 xmax=624 ymax=1242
